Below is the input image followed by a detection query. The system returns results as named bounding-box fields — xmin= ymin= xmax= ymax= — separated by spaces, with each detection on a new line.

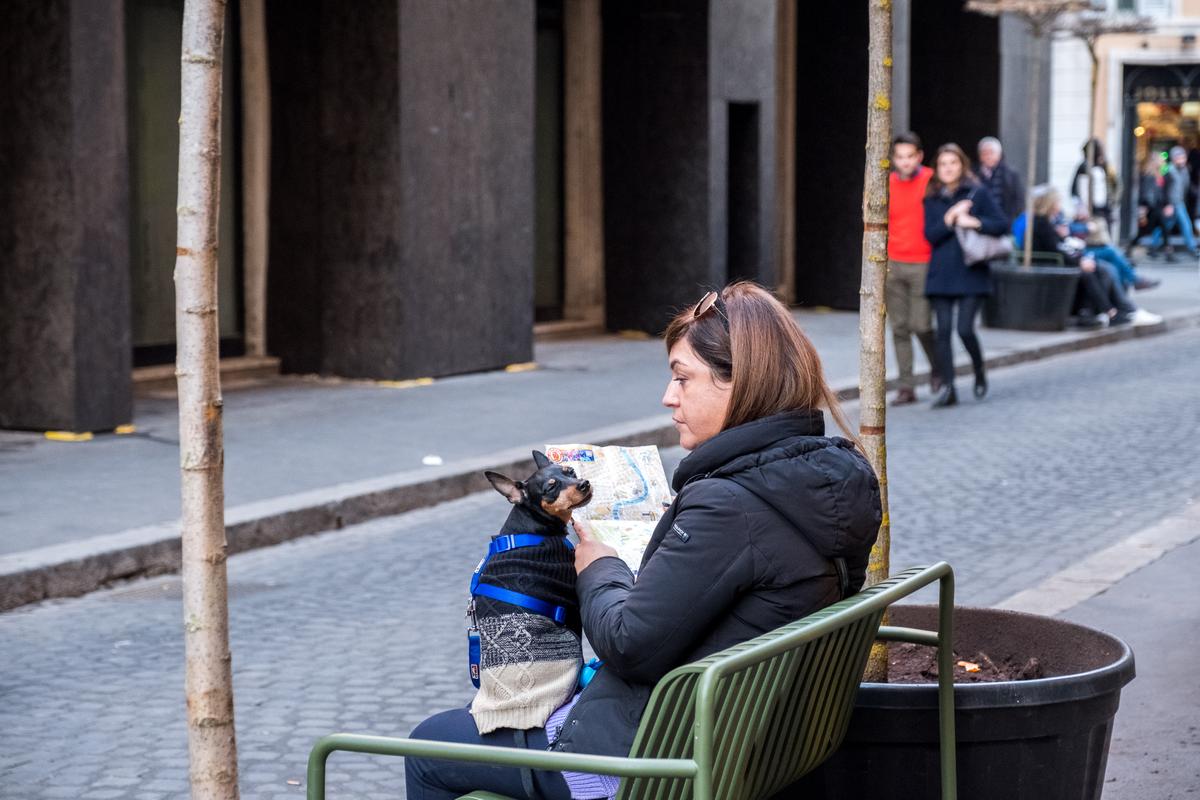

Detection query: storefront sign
xmin=1130 ymin=85 xmax=1200 ymax=102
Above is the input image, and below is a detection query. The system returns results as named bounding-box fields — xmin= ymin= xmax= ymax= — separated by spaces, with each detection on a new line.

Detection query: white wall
xmin=1048 ymin=37 xmax=1093 ymax=210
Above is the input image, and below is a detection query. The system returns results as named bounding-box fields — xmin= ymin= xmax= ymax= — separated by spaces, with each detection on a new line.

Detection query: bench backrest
xmin=616 ymin=589 xmax=888 ymax=800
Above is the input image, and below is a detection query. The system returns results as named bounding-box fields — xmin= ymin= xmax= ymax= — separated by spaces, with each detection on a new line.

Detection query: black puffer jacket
xmin=550 ymin=409 xmax=881 ymax=758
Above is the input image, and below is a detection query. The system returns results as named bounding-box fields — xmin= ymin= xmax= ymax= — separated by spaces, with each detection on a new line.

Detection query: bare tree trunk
xmin=859 ymin=0 xmax=893 ymax=682
xmin=1022 ymin=31 xmax=1042 ymax=269
xmin=175 ymin=2 xmax=240 ymax=798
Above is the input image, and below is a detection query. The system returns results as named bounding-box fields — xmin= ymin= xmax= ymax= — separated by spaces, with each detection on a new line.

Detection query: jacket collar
xmin=672 ymin=409 xmax=826 ymax=492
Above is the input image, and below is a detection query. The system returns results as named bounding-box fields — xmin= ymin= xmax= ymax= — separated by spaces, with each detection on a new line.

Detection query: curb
xmin=3 ymin=308 xmax=1199 ymax=612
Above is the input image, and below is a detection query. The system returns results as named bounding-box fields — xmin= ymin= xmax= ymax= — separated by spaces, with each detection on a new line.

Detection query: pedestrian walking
xmin=977 ymin=136 xmax=1024 ymax=223
xmin=886 ymin=132 xmax=939 ymax=406
xmin=923 ymin=143 xmax=1008 ymax=408
xmin=1149 ymin=145 xmax=1200 ymax=261
xmin=404 ymin=283 xmax=881 ymax=800
xmin=1138 ymin=153 xmax=1168 ymax=248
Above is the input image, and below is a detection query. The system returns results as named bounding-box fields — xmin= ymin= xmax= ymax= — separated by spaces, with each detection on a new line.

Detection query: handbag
xmin=954 ymin=190 xmax=1013 ymax=265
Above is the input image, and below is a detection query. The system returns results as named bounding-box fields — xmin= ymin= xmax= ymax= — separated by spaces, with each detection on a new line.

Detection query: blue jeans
xmin=1085 ymin=245 xmax=1138 ymax=288
xmin=406 ymin=707 xmax=571 ymax=800
xmin=1150 ymin=207 xmax=1197 ymax=251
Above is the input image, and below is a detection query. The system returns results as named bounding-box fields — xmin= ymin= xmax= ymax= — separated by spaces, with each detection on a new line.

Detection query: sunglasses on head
xmin=693 ymin=290 xmax=730 ymax=331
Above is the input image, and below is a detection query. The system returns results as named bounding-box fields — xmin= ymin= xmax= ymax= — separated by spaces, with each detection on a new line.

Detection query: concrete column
xmin=562 ymin=0 xmax=605 ymax=325
xmin=0 ymin=0 xmax=132 ymax=431
xmin=775 ymin=0 xmax=797 ymax=303
xmin=1001 ymin=16 xmax=1052 ymax=184
xmin=240 ymin=0 xmax=270 ymax=357
xmin=892 ymin=0 xmax=911 ymax=135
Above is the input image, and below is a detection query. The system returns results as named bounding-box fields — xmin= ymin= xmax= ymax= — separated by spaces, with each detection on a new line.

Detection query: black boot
xmin=931 ymin=385 xmax=958 ymax=408
xmin=974 ymin=365 xmax=988 ymax=399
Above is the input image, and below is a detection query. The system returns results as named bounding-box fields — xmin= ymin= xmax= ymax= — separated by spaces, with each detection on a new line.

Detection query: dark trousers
xmin=930 ymin=295 xmax=985 ymax=388
xmin=405 ymin=707 xmax=571 ymax=800
xmin=1075 ymin=266 xmax=1136 ymax=316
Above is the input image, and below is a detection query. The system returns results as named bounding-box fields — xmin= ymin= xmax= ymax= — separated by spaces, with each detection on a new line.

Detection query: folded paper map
xmin=545 ymin=443 xmax=671 ymax=576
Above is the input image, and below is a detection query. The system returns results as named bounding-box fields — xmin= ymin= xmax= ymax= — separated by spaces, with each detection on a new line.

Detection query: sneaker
xmin=1074 ymin=314 xmax=1104 ymax=330
xmin=1109 ymin=312 xmax=1134 ymax=326
xmin=1133 ymin=277 xmax=1162 ymax=291
xmin=1131 ymin=308 xmax=1163 ymax=326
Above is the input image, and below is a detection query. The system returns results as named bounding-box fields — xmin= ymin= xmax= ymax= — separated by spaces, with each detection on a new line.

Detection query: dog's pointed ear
xmin=532 ymin=450 xmax=552 ymax=470
xmin=485 ymin=471 xmax=526 ymax=504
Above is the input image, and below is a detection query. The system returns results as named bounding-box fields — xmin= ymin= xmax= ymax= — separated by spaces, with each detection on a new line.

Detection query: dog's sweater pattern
xmin=470 ymin=534 xmax=582 ymax=734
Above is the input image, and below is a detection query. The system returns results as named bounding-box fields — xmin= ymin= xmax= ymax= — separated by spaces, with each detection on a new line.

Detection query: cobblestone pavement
xmin=2 ymin=327 xmax=1199 ymax=799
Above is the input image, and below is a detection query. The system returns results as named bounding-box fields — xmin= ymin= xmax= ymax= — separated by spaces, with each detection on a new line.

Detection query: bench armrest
xmin=307 ymin=733 xmax=697 ymax=800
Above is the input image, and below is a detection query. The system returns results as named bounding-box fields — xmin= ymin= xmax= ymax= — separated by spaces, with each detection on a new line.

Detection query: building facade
xmin=0 ymin=0 xmax=1043 ymax=432
xmin=1049 ymin=0 xmax=1200 ymax=238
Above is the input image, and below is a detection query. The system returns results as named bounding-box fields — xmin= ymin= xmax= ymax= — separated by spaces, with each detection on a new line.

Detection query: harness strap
xmin=469 ymin=533 xmax=573 ymax=626
xmin=472 ymin=583 xmax=569 ymax=626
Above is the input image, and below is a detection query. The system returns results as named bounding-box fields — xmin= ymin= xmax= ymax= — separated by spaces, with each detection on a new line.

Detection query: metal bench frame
xmin=308 ymin=562 xmax=957 ymax=800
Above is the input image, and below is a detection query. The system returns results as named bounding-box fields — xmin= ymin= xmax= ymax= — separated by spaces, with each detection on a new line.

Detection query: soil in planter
xmin=888 ymin=642 xmax=1045 ymax=684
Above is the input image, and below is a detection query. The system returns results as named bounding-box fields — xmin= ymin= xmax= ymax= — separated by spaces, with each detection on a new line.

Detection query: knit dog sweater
xmin=470 ymin=533 xmax=582 ymax=734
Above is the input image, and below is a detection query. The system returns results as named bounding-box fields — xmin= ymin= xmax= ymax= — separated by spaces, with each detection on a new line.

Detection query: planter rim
xmin=991 ymin=263 xmax=1079 ymax=277
xmin=859 ymin=607 xmax=1137 ymax=710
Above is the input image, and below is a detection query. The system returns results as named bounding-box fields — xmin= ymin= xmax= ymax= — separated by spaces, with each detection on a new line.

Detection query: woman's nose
xmin=662 ymin=384 xmax=678 ymax=408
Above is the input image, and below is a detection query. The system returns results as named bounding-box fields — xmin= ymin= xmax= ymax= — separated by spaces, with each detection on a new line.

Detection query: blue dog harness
xmin=467 ymin=533 xmax=575 ymax=688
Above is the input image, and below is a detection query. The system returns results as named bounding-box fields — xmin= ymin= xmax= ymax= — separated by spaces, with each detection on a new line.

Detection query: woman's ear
xmin=485 ymin=471 xmax=526 ymax=505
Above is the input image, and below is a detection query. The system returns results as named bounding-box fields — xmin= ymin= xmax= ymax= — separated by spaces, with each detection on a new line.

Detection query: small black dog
xmin=469 ymin=451 xmax=593 ymax=733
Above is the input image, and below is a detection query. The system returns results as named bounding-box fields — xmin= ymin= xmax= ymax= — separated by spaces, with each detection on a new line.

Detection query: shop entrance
xmin=127 ymin=0 xmax=243 ymax=366
xmin=1122 ymin=63 xmax=1200 ymax=239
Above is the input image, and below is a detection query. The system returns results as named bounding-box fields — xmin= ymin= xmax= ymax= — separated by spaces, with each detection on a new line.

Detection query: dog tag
xmin=468 ymin=627 xmax=482 ymax=688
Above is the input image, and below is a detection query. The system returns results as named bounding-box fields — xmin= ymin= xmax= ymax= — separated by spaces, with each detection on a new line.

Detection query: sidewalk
xmin=2 ymin=264 xmax=1198 ymax=610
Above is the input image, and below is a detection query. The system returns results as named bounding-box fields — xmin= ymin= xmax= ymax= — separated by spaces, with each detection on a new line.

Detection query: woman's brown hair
xmin=663 ymin=281 xmax=858 ymax=443
xmin=925 ymin=142 xmax=976 ymax=198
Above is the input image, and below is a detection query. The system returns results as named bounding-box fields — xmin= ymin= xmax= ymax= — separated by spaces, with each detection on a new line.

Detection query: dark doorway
xmin=126 ymin=0 xmax=243 ymax=366
xmin=727 ymin=102 xmax=761 ymax=283
xmin=909 ymin=1 xmax=1000 ymax=162
xmin=793 ymin=1 xmax=867 ymax=309
xmin=534 ymin=0 xmax=565 ymax=323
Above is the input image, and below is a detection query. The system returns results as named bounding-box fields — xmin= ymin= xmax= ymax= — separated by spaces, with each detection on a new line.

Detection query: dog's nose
xmin=578 ymin=480 xmax=591 ymax=493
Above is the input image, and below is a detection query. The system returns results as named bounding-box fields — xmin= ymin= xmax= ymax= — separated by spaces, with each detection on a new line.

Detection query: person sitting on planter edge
xmin=1028 ymin=186 xmax=1160 ymax=329
xmin=403 ymin=283 xmax=883 ymax=800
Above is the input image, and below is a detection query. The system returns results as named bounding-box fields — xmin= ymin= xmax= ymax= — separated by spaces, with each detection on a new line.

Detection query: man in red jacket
xmin=887 ymin=132 xmax=939 ymax=405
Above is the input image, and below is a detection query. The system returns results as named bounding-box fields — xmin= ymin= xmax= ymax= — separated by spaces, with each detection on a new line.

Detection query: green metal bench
xmin=307 ymin=562 xmax=957 ymax=800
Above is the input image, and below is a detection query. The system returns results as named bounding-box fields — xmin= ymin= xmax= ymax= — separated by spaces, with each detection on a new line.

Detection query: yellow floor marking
xmin=504 ymin=362 xmax=538 ymax=373
xmin=45 ymin=431 xmax=94 ymax=442
xmin=376 ymin=377 xmax=434 ymax=389
xmin=114 ymin=424 xmax=137 ymax=435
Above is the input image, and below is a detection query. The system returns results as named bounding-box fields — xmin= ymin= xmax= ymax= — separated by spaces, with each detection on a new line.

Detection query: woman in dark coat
xmin=923 ymin=143 xmax=1009 ymax=407
xmin=405 ymin=283 xmax=882 ymax=800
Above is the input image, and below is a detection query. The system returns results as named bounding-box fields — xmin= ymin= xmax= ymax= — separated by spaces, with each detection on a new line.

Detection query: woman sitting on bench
xmin=1029 ymin=187 xmax=1147 ymax=328
xmin=405 ymin=283 xmax=884 ymax=800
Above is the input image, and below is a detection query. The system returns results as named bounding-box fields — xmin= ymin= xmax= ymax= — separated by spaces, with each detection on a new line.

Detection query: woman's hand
xmin=944 ymin=199 xmax=972 ymax=227
xmin=1081 ymin=255 xmax=1097 ymax=273
xmin=957 ymin=213 xmax=983 ymax=230
xmin=572 ymin=517 xmax=619 ymax=575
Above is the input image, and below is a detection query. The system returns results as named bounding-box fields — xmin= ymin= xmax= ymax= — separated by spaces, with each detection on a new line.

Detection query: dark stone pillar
xmin=394 ymin=0 xmax=535 ymax=377
xmin=266 ymin=0 xmax=535 ymax=379
xmin=910 ymin=0 xmax=1000 ymax=162
xmin=603 ymin=0 xmax=711 ymax=334
xmin=793 ymin=1 xmax=868 ymax=310
xmin=0 ymin=0 xmax=131 ymax=431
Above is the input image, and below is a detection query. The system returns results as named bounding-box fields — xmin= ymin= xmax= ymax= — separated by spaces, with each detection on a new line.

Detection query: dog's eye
xmin=546 ymin=479 xmax=557 ymax=490
xmin=562 ymin=467 xmax=575 ymax=477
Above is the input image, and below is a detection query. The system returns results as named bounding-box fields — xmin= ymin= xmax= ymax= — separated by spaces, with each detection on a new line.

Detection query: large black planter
xmin=795 ymin=605 xmax=1135 ymax=800
xmin=984 ymin=264 xmax=1080 ymax=332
